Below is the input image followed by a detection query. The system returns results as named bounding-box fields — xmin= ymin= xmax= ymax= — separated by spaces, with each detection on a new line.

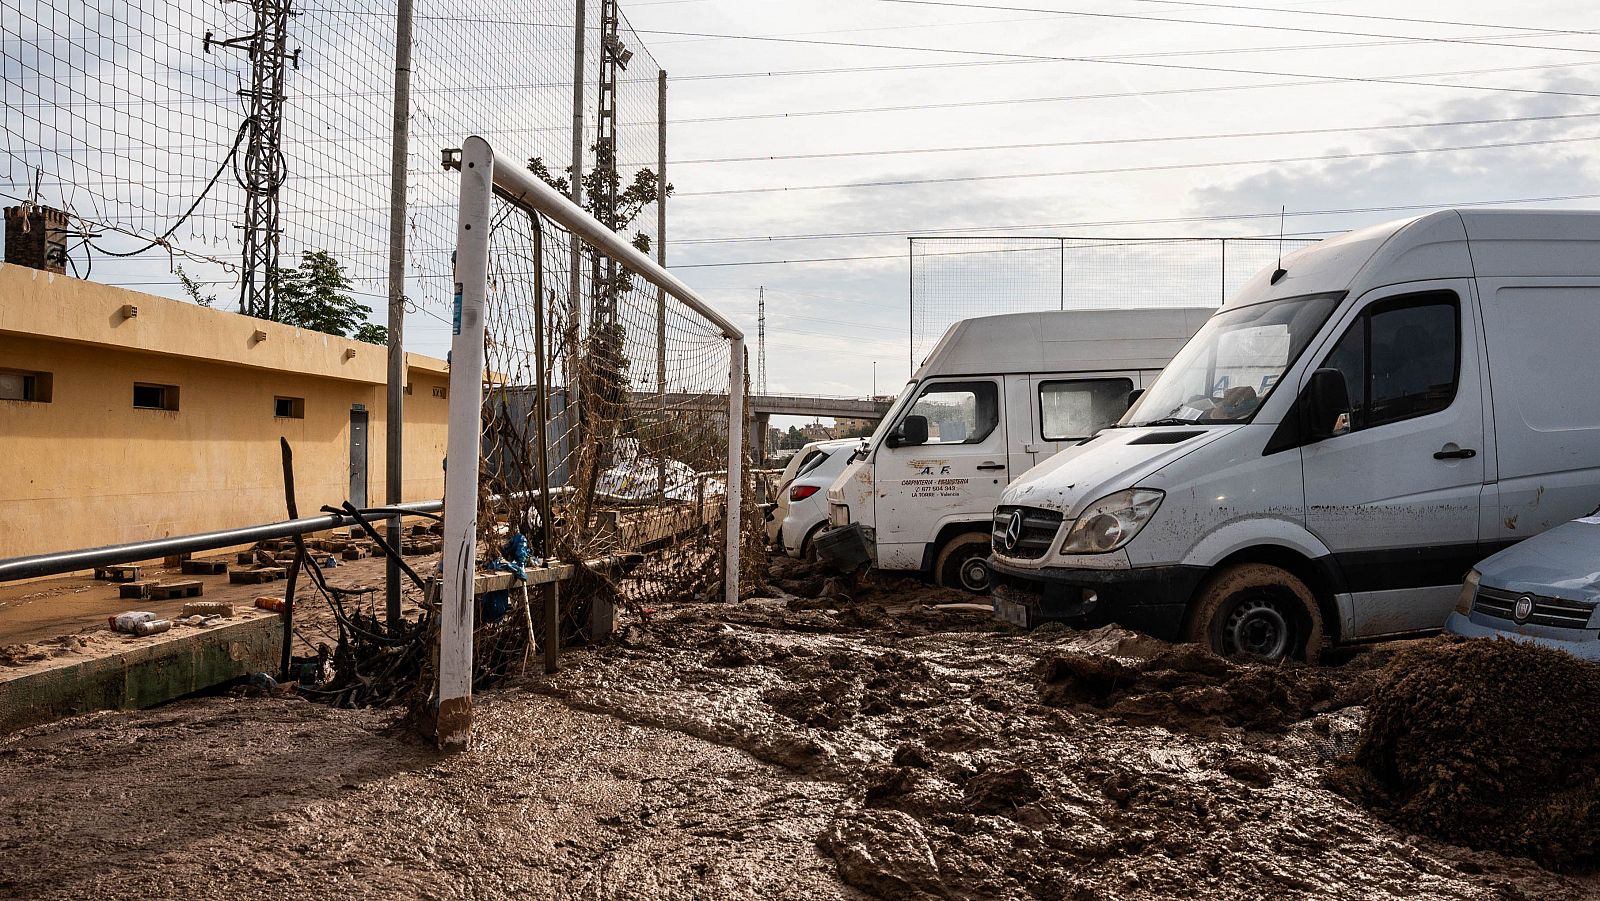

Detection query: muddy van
xmin=990 ymin=209 xmax=1600 ymax=661
xmin=824 ymin=307 xmax=1211 ymax=591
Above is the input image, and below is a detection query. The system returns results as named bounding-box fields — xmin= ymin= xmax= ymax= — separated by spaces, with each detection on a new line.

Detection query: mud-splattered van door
xmin=873 ymin=377 xmax=1007 ymax=570
xmin=1300 ymin=282 xmax=1485 ymax=638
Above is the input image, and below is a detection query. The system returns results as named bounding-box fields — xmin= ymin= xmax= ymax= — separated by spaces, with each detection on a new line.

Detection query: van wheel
xmin=935 ymin=533 xmax=994 ymax=594
xmin=1183 ymin=563 xmax=1324 ymax=663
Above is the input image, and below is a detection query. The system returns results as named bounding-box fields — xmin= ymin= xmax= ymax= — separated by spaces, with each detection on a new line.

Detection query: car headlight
xmin=1059 ymin=489 xmax=1164 ymax=555
xmin=1455 ymin=569 xmax=1480 ymax=615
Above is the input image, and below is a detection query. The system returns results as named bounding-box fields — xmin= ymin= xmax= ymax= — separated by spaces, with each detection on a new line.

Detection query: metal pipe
xmin=725 ymin=335 xmax=745 ymax=604
xmin=436 ymin=135 xmax=494 ymax=751
xmin=530 ymin=213 xmax=559 ymax=672
xmin=472 ymin=145 xmax=744 ymax=341
xmin=0 ymin=500 xmax=444 ymax=584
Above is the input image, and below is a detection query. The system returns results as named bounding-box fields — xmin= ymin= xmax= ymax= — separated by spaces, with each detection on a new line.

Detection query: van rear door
xmin=1477 ymin=280 xmax=1600 ymax=541
xmin=1299 ymin=280 xmax=1486 ymax=637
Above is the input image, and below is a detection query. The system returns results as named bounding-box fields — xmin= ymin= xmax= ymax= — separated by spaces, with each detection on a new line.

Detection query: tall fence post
xmin=726 ymin=337 xmax=745 ymax=605
xmin=1219 ymin=238 xmax=1228 ymax=306
xmin=438 ymin=136 xmax=493 ymax=752
xmin=1058 ymin=237 xmax=1066 ymax=311
xmin=384 ymin=0 xmax=415 ymax=632
xmin=566 ymin=0 xmax=587 ymax=418
xmin=907 ymin=238 xmax=915 ymax=373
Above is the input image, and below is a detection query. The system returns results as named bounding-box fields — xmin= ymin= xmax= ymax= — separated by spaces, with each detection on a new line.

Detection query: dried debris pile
xmin=1334 ymin=637 xmax=1600 ymax=871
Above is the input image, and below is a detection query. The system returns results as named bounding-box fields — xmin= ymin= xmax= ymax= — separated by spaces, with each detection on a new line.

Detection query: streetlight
xmin=872 ymin=360 xmax=877 ymax=398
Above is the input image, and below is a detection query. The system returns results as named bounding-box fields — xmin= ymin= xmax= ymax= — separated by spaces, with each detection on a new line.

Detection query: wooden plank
xmin=229 ymin=566 xmax=287 ymax=585
xmin=93 ymin=565 xmax=142 ymax=583
xmin=179 ymin=559 xmax=228 ymax=575
xmin=148 ymin=580 xmax=204 ymax=600
xmin=118 ymin=581 xmax=156 ymax=600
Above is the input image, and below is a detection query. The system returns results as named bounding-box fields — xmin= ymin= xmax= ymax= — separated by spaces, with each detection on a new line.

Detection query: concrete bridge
xmin=634 ymin=392 xmax=891 ymax=419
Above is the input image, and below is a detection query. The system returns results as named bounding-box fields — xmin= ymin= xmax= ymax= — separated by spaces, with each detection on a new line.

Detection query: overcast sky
xmin=592 ymin=0 xmax=1600 ymax=403
xmin=12 ymin=0 xmax=1600 ymax=413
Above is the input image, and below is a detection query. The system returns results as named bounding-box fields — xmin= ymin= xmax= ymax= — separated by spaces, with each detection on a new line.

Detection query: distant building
xmin=0 ymin=264 xmax=450 ymax=562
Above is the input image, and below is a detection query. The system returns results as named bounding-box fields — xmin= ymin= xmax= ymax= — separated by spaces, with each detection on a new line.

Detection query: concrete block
xmin=0 ymin=613 xmax=283 ymax=733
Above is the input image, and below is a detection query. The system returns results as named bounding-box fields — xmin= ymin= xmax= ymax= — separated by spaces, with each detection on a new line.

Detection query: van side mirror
xmin=1125 ymin=388 xmax=1144 ymax=411
xmin=1305 ymin=368 xmax=1352 ymax=440
xmin=887 ymin=414 xmax=929 ymax=448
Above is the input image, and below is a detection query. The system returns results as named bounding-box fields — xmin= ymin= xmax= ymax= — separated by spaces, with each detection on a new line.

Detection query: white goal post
xmin=438 ymin=135 xmax=746 ymax=750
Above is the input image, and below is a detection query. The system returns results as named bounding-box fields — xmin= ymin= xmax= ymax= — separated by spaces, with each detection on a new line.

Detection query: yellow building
xmin=0 ymin=264 xmax=451 ymax=560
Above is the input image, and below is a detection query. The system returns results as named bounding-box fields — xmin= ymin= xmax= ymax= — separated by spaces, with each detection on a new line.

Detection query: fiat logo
xmin=1513 ymin=595 xmax=1535 ymax=623
xmin=1003 ymin=510 xmax=1024 ymax=551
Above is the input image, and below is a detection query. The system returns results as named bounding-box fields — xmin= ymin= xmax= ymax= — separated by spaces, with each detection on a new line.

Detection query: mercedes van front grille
xmin=1474 ymin=585 xmax=1595 ymax=630
xmin=992 ymin=506 xmax=1064 ymax=559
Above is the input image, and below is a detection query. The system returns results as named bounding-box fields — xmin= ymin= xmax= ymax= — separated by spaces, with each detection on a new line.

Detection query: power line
xmin=666 ymin=60 xmax=1600 ymax=125
xmin=871 ymin=0 xmax=1600 ymax=56
xmin=299 ymin=6 xmax=1600 ymax=104
xmin=677 ymin=133 xmax=1600 ymax=197
xmin=665 ymin=192 xmax=1600 ymax=265
xmin=648 ymin=111 xmax=1600 ymax=166
xmin=1114 ymin=0 xmax=1573 ymax=34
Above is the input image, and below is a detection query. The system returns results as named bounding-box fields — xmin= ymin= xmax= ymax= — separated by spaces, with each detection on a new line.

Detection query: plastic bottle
xmin=134 ymin=619 xmax=172 ymax=636
xmin=109 ymin=611 xmax=157 ymax=633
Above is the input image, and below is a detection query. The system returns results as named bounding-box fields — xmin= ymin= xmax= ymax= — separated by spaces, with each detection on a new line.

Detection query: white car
xmin=771 ymin=439 xmax=859 ymax=559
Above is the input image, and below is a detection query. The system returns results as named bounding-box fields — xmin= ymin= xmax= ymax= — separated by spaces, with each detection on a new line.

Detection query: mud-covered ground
xmin=1 ymin=559 xmax=1596 ymax=900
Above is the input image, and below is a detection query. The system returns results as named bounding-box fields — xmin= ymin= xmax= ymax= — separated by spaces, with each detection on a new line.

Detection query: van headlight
xmin=1059 ymin=489 xmax=1164 ymax=555
xmin=1455 ymin=570 xmax=1480 ymax=615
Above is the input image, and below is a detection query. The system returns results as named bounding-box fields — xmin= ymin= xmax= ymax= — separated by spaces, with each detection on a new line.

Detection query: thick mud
xmin=1334 ymin=637 xmax=1600 ymax=871
xmin=2 ymin=557 xmax=1597 ymax=899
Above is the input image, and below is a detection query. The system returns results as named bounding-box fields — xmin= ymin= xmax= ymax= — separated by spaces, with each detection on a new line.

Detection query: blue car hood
xmin=1478 ymin=517 xmax=1600 ymax=605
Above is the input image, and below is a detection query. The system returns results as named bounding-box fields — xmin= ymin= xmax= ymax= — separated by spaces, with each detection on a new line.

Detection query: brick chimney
xmin=4 ymin=204 xmax=70 ymax=274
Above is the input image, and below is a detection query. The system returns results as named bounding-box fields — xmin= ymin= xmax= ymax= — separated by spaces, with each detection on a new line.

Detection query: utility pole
xmin=566 ymin=0 xmax=586 ymax=402
xmin=382 ymin=0 xmax=414 ymax=631
xmin=206 ymin=0 xmax=300 ymax=319
xmin=656 ymin=68 xmax=667 ymax=400
xmin=757 ymin=286 xmax=767 ymax=395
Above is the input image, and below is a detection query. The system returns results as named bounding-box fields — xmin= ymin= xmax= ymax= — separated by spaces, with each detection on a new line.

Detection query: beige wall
xmin=0 ymin=265 xmax=450 ymax=559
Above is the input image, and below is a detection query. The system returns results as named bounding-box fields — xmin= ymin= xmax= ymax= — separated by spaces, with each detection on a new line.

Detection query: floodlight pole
xmin=437 ymin=137 xmax=493 ymax=752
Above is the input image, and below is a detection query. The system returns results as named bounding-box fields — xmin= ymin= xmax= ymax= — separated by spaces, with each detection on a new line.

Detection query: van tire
xmin=1183 ymin=563 xmax=1324 ymax=664
xmin=935 ymin=533 xmax=994 ymax=594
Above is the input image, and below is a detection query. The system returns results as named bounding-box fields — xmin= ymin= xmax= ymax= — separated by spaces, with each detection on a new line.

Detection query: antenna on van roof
xmin=1270 ymin=205 xmax=1288 ymax=284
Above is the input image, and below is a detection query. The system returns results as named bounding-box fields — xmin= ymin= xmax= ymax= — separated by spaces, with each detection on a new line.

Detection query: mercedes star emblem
xmin=1004 ymin=510 xmax=1024 ymax=552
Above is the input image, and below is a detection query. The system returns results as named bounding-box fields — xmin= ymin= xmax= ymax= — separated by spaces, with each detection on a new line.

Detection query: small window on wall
xmin=1039 ymin=377 xmax=1135 ymax=440
xmin=905 ymin=380 xmax=999 ymax=445
xmin=432 ymin=386 xmax=447 ymax=399
xmin=0 ymin=369 xmax=52 ymax=403
xmin=275 ymin=396 xmax=305 ymax=418
xmin=133 ymin=383 xmax=179 ymax=411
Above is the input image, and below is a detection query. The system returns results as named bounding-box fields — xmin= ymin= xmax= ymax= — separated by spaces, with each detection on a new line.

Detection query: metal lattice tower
xmin=757 ymin=286 xmax=767 ymax=395
xmin=206 ymin=0 xmax=300 ymax=320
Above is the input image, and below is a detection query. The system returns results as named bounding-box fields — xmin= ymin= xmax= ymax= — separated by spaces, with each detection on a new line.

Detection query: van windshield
xmin=1122 ymin=293 xmax=1342 ymax=426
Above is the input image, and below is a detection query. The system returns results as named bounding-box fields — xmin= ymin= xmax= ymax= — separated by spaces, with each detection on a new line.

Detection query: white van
xmin=825 ymin=308 xmax=1211 ymax=591
xmin=990 ymin=210 xmax=1600 ymax=661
